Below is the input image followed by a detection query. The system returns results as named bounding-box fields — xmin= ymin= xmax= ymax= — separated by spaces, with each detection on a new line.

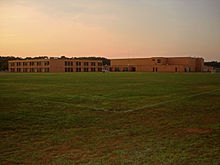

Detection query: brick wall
xmin=8 ymin=59 xmax=103 ymax=73
xmin=110 ymin=57 xmax=204 ymax=72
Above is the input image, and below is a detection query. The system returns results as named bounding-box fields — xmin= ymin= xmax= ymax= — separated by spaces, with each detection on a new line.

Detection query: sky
xmin=0 ymin=0 xmax=219 ymax=61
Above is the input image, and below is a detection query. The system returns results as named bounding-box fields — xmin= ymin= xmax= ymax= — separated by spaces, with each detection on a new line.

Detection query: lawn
xmin=0 ymin=72 xmax=220 ymax=164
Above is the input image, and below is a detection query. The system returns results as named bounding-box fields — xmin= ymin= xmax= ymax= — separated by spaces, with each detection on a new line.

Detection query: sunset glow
xmin=0 ymin=0 xmax=220 ymax=60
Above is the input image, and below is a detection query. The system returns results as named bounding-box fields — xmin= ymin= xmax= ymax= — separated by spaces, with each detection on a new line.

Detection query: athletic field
xmin=0 ymin=73 xmax=219 ymax=164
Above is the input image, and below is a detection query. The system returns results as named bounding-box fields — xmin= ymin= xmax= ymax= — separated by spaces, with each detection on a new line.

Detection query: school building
xmin=8 ymin=57 xmax=208 ymax=73
xmin=105 ymin=57 xmax=205 ymax=72
xmin=8 ymin=59 xmax=103 ymax=73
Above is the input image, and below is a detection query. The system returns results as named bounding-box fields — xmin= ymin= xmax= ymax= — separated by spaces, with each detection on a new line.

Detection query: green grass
xmin=0 ymin=72 xmax=220 ymax=164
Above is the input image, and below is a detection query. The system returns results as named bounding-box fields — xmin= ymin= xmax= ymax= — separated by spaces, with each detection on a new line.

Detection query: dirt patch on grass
xmin=182 ymin=128 xmax=211 ymax=134
xmin=39 ymin=145 xmax=77 ymax=163
xmin=197 ymin=86 xmax=211 ymax=89
xmin=198 ymin=117 xmax=218 ymax=123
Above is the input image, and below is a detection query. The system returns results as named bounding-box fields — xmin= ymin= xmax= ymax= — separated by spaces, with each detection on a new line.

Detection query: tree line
xmin=204 ymin=61 xmax=220 ymax=69
xmin=0 ymin=56 xmax=111 ymax=71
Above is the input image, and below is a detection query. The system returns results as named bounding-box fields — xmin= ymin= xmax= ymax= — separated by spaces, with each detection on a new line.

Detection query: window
xmin=17 ymin=62 xmax=21 ymax=66
xmin=44 ymin=61 xmax=49 ymax=66
xmin=175 ymin=67 xmax=178 ymax=72
xmin=37 ymin=62 xmax=41 ymax=66
xmin=76 ymin=62 xmax=81 ymax=66
xmin=65 ymin=61 xmax=72 ymax=66
xmin=23 ymin=62 xmax=28 ymax=66
xmin=10 ymin=63 xmax=15 ymax=66
xmin=153 ymin=67 xmax=155 ymax=72
xmin=98 ymin=68 xmax=102 ymax=72
xmin=109 ymin=67 xmax=112 ymax=71
xmin=84 ymin=68 xmax=89 ymax=72
xmin=98 ymin=62 xmax=102 ymax=66
xmin=84 ymin=62 xmax=88 ymax=66
xmin=66 ymin=68 xmax=73 ymax=72
xmin=44 ymin=68 xmax=50 ymax=72
xmin=76 ymin=68 xmax=81 ymax=72
xmin=157 ymin=59 xmax=161 ymax=63
xmin=10 ymin=68 xmax=15 ymax=72
xmin=152 ymin=59 xmax=155 ymax=61
xmin=91 ymin=62 xmax=96 ymax=66
xmin=37 ymin=68 xmax=42 ymax=72
xmin=115 ymin=67 xmax=120 ymax=72
xmin=17 ymin=68 xmax=21 ymax=72
xmin=23 ymin=68 xmax=28 ymax=72
xmin=123 ymin=67 xmax=128 ymax=72
xmin=30 ymin=68 xmax=35 ymax=72
xmin=156 ymin=67 xmax=158 ymax=72
xmin=30 ymin=62 xmax=34 ymax=66
xmin=91 ymin=68 xmax=96 ymax=72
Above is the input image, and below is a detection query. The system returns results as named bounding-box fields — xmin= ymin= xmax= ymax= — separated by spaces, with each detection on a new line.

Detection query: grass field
xmin=0 ymin=72 xmax=220 ymax=164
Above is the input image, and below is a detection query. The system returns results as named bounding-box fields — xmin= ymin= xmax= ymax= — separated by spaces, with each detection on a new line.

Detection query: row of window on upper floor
xmin=65 ymin=61 xmax=102 ymax=66
xmin=152 ymin=59 xmax=161 ymax=63
xmin=10 ymin=61 xmax=102 ymax=67
xmin=10 ymin=61 xmax=49 ymax=66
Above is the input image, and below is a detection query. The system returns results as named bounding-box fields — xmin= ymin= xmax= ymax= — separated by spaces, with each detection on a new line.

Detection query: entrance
xmin=132 ymin=67 xmax=136 ymax=72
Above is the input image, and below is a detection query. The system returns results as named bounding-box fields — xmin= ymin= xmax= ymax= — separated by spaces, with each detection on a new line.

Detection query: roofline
xmin=110 ymin=57 xmax=204 ymax=60
xmin=8 ymin=59 xmax=103 ymax=62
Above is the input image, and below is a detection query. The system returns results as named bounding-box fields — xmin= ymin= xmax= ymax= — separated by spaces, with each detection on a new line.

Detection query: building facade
xmin=103 ymin=57 xmax=205 ymax=72
xmin=8 ymin=59 xmax=103 ymax=73
xmin=8 ymin=57 xmax=206 ymax=73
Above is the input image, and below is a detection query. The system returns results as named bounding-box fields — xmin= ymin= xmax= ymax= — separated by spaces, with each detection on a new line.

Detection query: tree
xmin=204 ymin=61 xmax=220 ymax=68
xmin=0 ymin=56 xmax=21 ymax=71
xmin=72 ymin=57 xmax=110 ymax=65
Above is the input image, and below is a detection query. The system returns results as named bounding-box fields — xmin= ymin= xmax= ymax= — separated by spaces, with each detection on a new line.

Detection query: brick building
xmin=8 ymin=59 xmax=103 ymax=73
xmin=103 ymin=57 xmax=205 ymax=72
xmin=8 ymin=57 xmax=206 ymax=73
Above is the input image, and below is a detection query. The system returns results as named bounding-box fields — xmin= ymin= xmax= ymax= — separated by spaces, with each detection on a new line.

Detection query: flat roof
xmin=8 ymin=59 xmax=102 ymax=62
xmin=110 ymin=57 xmax=203 ymax=60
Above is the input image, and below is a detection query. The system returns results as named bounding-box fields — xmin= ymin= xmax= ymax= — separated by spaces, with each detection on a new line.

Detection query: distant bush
xmin=72 ymin=57 xmax=110 ymax=65
xmin=0 ymin=56 xmax=21 ymax=71
xmin=56 ymin=56 xmax=110 ymax=65
xmin=205 ymin=61 xmax=220 ymax=69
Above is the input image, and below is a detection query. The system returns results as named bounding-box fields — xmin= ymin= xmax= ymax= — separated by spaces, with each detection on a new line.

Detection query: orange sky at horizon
xmin=0 ymin=0 xmax=220 ymax=61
